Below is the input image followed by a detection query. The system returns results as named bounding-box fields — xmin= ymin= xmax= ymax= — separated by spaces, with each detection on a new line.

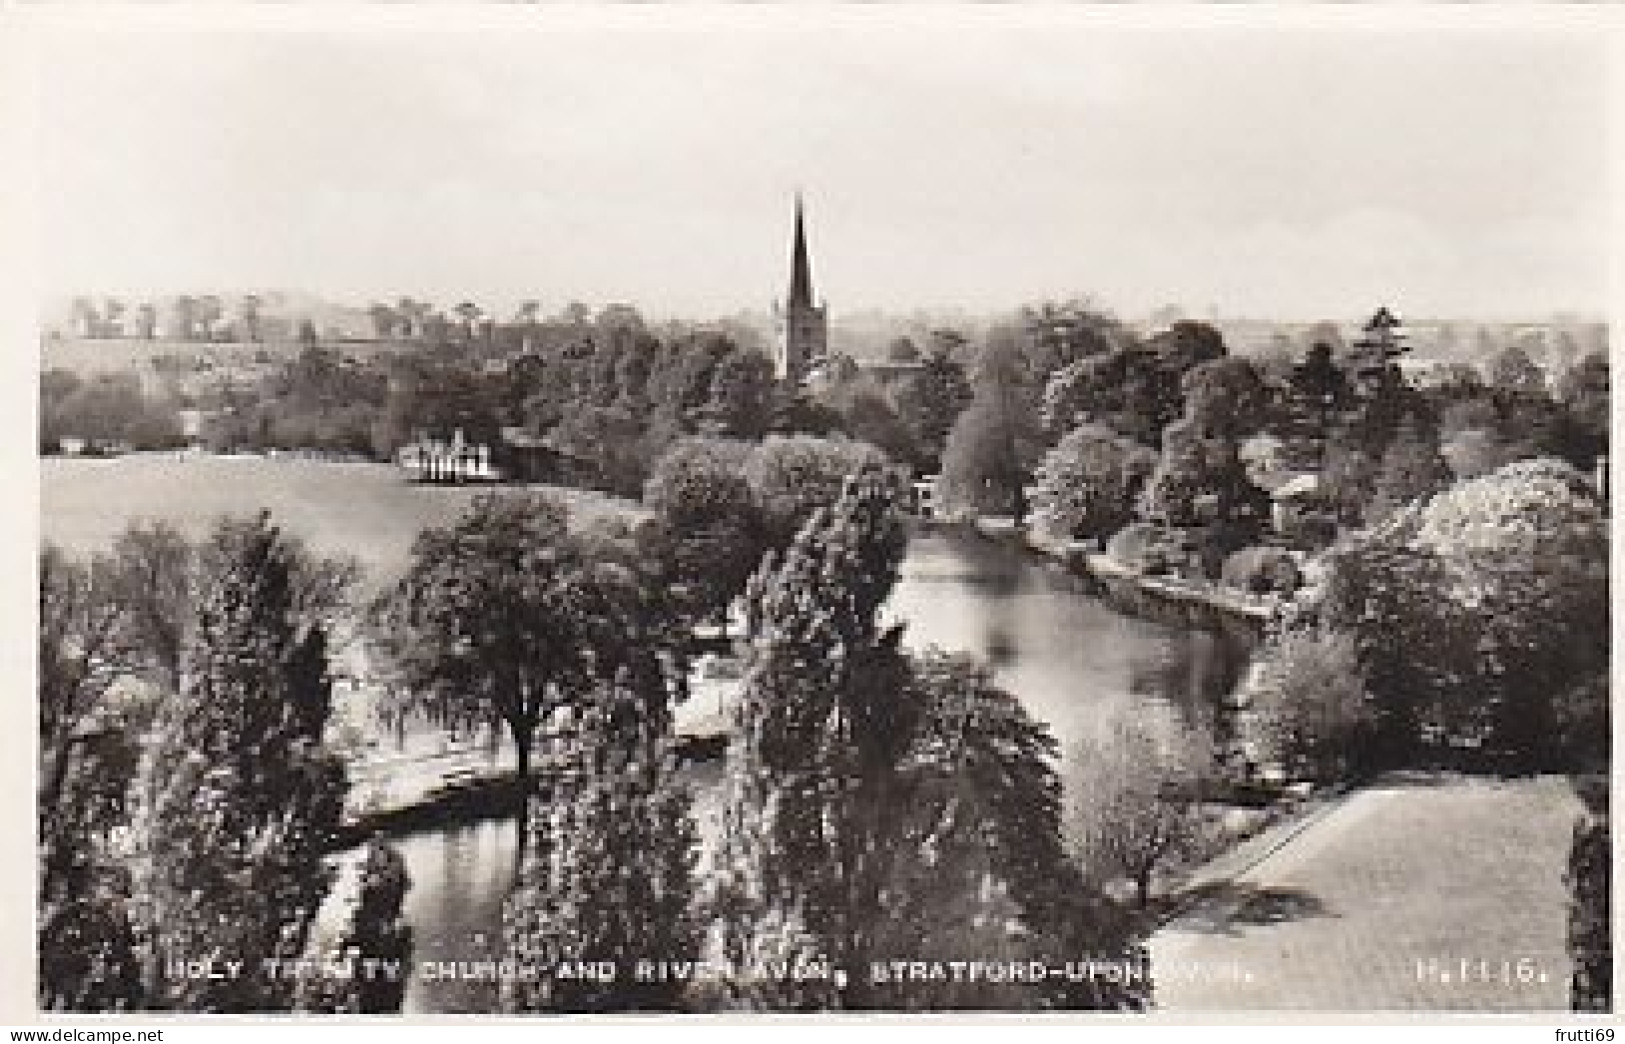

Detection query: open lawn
xmin=41 ymin=336 xmax=410 ymax=376
xmin=41 ymin=453 xmax=647 ymax=590
xmin=1149 ymin=772 xmax=1583 ymax=1012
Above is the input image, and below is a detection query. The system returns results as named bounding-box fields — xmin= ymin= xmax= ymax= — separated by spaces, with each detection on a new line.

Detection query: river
xmin=355 ymin=525 xmax=1245 ymax=1014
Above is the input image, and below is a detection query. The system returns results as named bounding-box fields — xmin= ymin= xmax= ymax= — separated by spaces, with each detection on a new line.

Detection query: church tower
xmin=775 ymin=194 xmax=828 ymax=384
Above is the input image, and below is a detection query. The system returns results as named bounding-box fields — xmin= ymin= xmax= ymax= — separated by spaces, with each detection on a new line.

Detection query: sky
xmin=29 ymin=9 xmax=1615 ymax=323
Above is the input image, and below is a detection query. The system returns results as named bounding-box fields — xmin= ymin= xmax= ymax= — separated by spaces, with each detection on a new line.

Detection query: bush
xmin=1553 ymin=672 xmax=1610 ymax=774
xmin=1567 ymin=774 xmax=1610 ymax=1013
xmin=1106 ymin=523 xmax=1192 ymax=577
xmin=1221 ymin=545 xmax=1302 ymax=596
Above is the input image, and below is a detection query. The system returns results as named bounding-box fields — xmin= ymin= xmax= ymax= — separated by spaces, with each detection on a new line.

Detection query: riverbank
xmin=960 ymin=516 xmax=1274 ymax=643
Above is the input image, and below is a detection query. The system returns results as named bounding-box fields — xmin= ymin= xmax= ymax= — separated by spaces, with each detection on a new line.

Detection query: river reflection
xmin=361 ymin=526 xmax=1245 ymax=1014
xmin=885 ymin=529 xmax=1239 ymax=755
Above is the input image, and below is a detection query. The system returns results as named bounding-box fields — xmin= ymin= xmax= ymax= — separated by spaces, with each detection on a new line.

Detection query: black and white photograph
xmin=15 ymin=4 xmax=1615 ymax=1022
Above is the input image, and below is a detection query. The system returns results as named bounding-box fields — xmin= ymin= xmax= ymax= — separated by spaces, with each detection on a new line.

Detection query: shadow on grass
xmin=1161 ymin=882 xmax=1335 ymax=937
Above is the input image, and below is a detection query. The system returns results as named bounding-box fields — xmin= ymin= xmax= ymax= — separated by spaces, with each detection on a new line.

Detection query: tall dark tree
xmin=710 ymin=467 xmax=911 ymax=1009
xmin=1368 ymin=413 xmax=1451 ymax=522
xmin=1567 ymin=776 xmax=1610 ymax=1013
xmin=1277 ymin=342 xmax=1349 ymax=469
xmin=710 ymin=469 xmax=1144 ymax=1010
xmin=302 ymin=839 xmax=414 ymax=1014
xmin=1551 ymin=351 xmax=1609 ymax=471
xmin=1181 ymin=356 xmax=1269 ymax=442
xmin=130 ymin=514 xmax=350 ymax=1011
xmin=940 ymin=340 xmax=1043 ymax=522
xmin=502 ymin=671 xmax=696 ymax=1012
xmin=39 ymin=546 xmax=148 ymax=1012
xmin=1139 ymin=417 xmax=1267 ymax=533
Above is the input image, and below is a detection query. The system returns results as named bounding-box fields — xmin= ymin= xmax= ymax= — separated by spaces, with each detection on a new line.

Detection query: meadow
xmin=41 ymin=453 xmax=646 ymax=590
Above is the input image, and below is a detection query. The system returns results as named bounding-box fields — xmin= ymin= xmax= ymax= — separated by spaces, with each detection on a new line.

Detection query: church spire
xmin=789 ymin=193 xmax=814 ymax=307
xmin=775 ymin=193 xmax=828 ymax=385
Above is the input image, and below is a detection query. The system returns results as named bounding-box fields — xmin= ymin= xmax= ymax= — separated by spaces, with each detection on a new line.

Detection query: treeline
xmin=40 ymin=371 xmax=186 ymax=454
xmin=65 ymin=294 xmax=273 ymax=343
xmin=935 ymin=304 xmax=1608 ymax=589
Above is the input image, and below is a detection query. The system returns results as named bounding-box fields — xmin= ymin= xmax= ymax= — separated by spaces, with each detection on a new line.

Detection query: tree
xmin=939 ymin=340 xmax=1043 ymax=522
xmin=374 ymin=493 xmax=678 ymax=830
xmin=1318 ymin=425 xmax=1380 ymax=527
xmin=867 ymin=651 xmax=1145 ymax=1010
xmin=1409 ymin=458 xmax=1609 ymax=765
xmin=709 ymin=467 xmax=911 ymax=1009
xmin=301 ymin=838 xmax=414 ymax=1014
xmin=699 ymin=347 xmax=776 ymax=440
xmin=1040 ymin=326 xmax=1205 ymax=449
xmin=890 ymin=345 xmax=972 ymax=471
xmin=239 ymin=295 xmax=263 ymax=343
xmin=885 ymin=337 xmax=920 ymax=364
xmin=502 ymin=672 xmax=696 ymax=1012
xmin=297 ymin=319 xmax=319 ymax=349
xmin=38 ymin=546 xmax=149 ymax=1012
xmin=1488 ymin=342 xmax=1545 ymax=400
xmin=1181 ymin=356 xmax=1269 ymax=443
xmin=70 ymin=297 xmax=100 ymax=338
xmin=172 ymin=297 xmax=197 ymax=341
xmin=1344 ymin=307 xmax=1408 ymax=401
xmin=643 ymin=438 xmax=765 ymax=631
xmin=1243 ymin=626 xmax=1377 ymax=784
xmin=1033 ymin=423 xmax=1157 ymax=542
xmin=104 ymin=521 xmax=194 ymax=693
xmin=367 ymin=303 xmax=399 ymax=341
xmin=1314 ymin=458 xmax=1608 ymax=768
xmin=709 ymin=470 xmax=1144 ymax=1010
xmin=129 ymin=514 xmax=351 ymax=1011
xmin=1018 ymin=299 xmax=1129 ymax=377
xmin=1367 ymin=413 xmax=1451 ymax=523
xmin=1567 ymin=776 xmax=1610 ymax=1013
xmin=1066 ymin=707 xmax=1217 ymax=911
xmin=135 ymin=303 xmax=158 ymax=341
xmin=1335 ymin=307 xmax=1417 ymax=458
xmin=549 ymin=403 xmax=648 ymax=497
xmin=394 ymin=298 xmax=425 ymax=338
xmin=195 ymin=296 xmax=224 ymax=342
xmin=102 ymin=298 xmax=126 ymax=337
xmin=1139 ymin=417 xmax=1268 ymax=535
xmin=454 ymin=302 xmax=483 ymax=340
xmin=744 ymin=435 xmax=886 ymax=549
xmin=1551 ymin=351 xmax=1609 ymax=470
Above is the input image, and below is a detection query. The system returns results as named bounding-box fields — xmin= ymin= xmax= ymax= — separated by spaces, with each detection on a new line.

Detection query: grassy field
xmin=1150 ymin=772 xmax=1582 ymax=1011
xmin=41 ymin=336 xmax=414 ymax=379
xmin=41 ymin=453 xmax=646 ymax=590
